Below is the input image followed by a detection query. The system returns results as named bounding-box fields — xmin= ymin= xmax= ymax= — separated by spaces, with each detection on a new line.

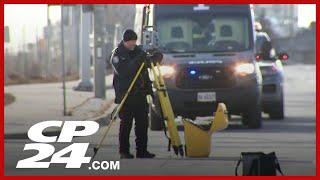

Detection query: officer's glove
xmin=150 ymin=51 xmax=163 ymax=64
xmin=145 ymin=50 xmax=163 ymax=65
xmin=136 ymin=51 xmax=148 ymax=64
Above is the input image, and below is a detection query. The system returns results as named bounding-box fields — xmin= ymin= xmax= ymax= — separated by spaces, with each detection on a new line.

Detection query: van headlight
xmin=159 ymin=65 xmax=175 ymax=78
xmin=235 ymin=63 xmax=255 ymax=76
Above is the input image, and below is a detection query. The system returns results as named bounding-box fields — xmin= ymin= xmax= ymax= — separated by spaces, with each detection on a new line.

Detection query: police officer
xmin=110 ymin=29 xmax=162 ymax=159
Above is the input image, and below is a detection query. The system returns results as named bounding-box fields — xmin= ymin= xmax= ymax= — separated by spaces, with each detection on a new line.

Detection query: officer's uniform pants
xmin=118 ymin=94 xmax=149 ymax=154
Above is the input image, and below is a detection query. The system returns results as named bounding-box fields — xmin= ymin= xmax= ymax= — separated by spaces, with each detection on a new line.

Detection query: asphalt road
xmin=4 ymin=64 xmax=316 ymax=176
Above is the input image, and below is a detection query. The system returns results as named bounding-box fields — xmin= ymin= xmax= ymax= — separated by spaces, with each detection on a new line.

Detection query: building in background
xmin=254 ymin=4 xmax=298 ymax=38
xmin=254 ymin=4 xmax=315 ymax=64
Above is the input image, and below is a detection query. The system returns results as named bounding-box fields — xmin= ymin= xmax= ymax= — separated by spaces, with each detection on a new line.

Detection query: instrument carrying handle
xmin=235 ymin=158 xmax=242 ymax=176
xmin=274 ymin=156 xmax=284 ymax=176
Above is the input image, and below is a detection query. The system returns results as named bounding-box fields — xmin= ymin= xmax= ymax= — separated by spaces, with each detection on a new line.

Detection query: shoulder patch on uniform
xmin=112 ymin=47 xmax=118 ymax=54
xmin=112 ymin=56 xmax=119 ymax=64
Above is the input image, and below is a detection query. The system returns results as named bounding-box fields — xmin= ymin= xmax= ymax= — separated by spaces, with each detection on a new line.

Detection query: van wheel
xmin=269 ymin=100 xmax=284 ymax=120
xmin=242 ymin=103 xmax=262 ymax=129
xmin=149 ymin=100 xmax=164 ymax=131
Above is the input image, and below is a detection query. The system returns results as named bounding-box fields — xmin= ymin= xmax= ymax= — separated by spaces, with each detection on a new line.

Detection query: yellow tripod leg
xmin=92 ymin=62 xmax=146 ymax=159
xmin=150 ymin=62 xmax=183 ymax=156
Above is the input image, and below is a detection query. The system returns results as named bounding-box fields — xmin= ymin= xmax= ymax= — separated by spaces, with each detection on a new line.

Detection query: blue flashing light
xmin=189 ymin=69 xmax=197 ymax=75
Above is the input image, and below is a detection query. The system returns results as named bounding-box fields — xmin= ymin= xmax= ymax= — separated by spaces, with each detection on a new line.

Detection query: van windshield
xmin=156 ymin=14 xmax=251 ymax=53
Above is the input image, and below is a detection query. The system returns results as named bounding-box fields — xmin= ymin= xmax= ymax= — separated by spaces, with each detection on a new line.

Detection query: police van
xmin=135 ymin=4 xmax=263 ymax=129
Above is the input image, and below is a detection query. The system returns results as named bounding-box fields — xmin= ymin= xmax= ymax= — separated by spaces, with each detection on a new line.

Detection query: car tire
xmin=149 ymin=97 xmax=164 ymax=131
xmin=242 ymin=103 xmax=262 ymax=129
xmin=268 ymin=88 xmax=285 ymax=120
xmin=269 ymin=100 xmax=284 ymax=120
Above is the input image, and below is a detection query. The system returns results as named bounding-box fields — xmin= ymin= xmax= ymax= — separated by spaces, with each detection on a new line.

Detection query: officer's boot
xmin=120 ymin=152 xmax=134 ymax=159
xmin=136 ymin=150 xmax=156 ymax=158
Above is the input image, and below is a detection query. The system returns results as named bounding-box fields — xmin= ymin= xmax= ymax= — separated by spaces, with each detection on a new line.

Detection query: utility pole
xmin=93 ymin=5 xmax=106 ymax=99
xmin=61 ymin=5 xmax=67 ymax=116
xmin=4 ymin=26 xmax=10 ymax=82
xmin=22 ymin=24 xmax=28 ymax=79
xmin=46 ymin=5 xmax=51 ymax=79
xmin=74 ymin=6 xmax=80 ymax=72
xmin=35 ymin=29 xmax=41 ymax=77
xmin=74 ymin=5 xmax=93 ymax=91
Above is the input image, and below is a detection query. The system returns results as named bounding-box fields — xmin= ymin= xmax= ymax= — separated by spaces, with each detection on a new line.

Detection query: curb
xmin=4 ymin=103 xmax=117 ymax=140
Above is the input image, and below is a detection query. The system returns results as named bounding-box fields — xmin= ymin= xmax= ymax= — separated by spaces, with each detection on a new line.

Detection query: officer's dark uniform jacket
xmin=110 ymin=41 xmax=153 ymax=104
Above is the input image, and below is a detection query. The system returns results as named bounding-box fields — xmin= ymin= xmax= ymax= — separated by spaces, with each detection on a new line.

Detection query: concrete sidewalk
xmin=4 ymin=75 xmax=115 ymax=137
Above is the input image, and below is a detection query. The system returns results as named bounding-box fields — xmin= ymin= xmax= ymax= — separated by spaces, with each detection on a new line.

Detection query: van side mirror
xmin=278 ymin=53 xmax=289 ymax=61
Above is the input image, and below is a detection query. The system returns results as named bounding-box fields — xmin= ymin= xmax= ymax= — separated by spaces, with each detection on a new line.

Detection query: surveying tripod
xmin=92 ymin=60 xmax=184 ymax=159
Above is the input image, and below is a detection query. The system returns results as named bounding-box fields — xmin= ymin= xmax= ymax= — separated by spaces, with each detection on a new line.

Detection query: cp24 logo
xmin=16 ymin=121 xmax=99 ymax=168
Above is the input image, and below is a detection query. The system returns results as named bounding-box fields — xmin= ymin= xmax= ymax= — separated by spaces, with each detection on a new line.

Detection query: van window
xmin=220 ymin=25 xmax=232 ymax=37
xmin=171 ymin=26 xmax=184 ymax=38
xmin=156 ymin=14 xmax=250 ymax=53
